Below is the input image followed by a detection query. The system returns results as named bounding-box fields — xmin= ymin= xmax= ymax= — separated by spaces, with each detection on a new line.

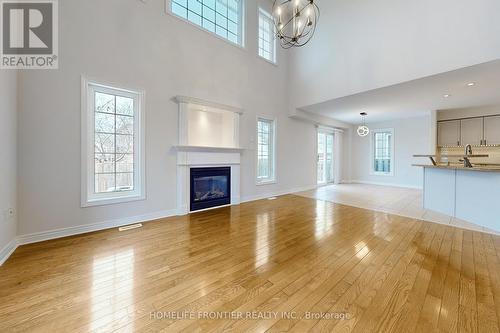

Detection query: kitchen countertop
xmin=413 ymin=164 xmax=500 ymax=172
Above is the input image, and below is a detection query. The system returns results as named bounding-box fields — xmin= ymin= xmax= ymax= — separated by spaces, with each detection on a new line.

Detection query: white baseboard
xmin=16 ymin=209 xmax=178 ymax=246
xmin=0 ymin=238 xmax=19 ymax=266
xmin=349 ymin=180 xmax=423 ymax=190
xmin=240 ymin=184 xmax=318 ymax=203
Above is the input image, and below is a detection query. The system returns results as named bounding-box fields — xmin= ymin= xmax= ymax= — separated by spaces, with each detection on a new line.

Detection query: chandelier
xmin=357 ymin=112 xmax=370 ymax=137
xmin=272 ymin=0 xmax=320 ymax=49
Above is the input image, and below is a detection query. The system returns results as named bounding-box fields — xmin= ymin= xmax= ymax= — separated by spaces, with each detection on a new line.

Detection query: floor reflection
xmin=314 ymin=200 xmax=334 ymax=240
xmin=90 ymin=248 xmax=135 ymax=331
xmin=255 ymin=212 xmax=271 ymax=268
xmin=355 ymin=241 xmax=369 ymax=259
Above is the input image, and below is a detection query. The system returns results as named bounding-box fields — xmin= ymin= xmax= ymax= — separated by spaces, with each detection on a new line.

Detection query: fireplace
xmin=190 ymin=167 xmax=231 ymax=211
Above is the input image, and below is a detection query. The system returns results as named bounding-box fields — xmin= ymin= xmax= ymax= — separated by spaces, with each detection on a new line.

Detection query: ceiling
xmin=300 ymin=59 xmax=500 ymax=124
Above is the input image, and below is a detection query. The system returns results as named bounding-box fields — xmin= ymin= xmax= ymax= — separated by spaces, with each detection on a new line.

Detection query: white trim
xmin=0 ymin=238 xmax=19 ymax=266
xmin=290 ymin=113 xmax=347 ymax=132
xmin=174 ymin=95 xmax=244 ymax=114
xmin=256 ymin=52 xmax=278 ymax=67
xmin=316 ymin=128 xmax=335 ymax=185
xmin=17 ymin=209 xmax=178 ymax=246
xmin=256 ymin=180 xmax=277 ymax=186
xmin=257 ymin=7 xmax=277 ymax=65
xmin=256 ymin=115 xmax=277 ymax=185
xmin=241 ymin=184 xmax=318 ymax=203
xmin=350 ymin=180 xmax=422 ymax=190
xmin=165 ymin=0 xmax=246 ymax=48
xmin=370 ymin=128 xmax=395 ymax=177
xmin=173 ymin=145 xmax=244 ymax=153
xmin=81 ymin=76 xmax=146 ymax=207
xmin=317 ymin=125 xmax=337 ymax=134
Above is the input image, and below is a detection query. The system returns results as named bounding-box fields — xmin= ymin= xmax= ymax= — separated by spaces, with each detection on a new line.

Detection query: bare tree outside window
xmin=94 ymin=92 xmax=135 ymax=193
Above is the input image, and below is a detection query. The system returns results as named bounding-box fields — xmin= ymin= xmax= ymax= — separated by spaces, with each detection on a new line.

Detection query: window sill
xmin=370 ymin=172 xmax=394 ymax=177
xmin=257 ymin=54 xmax=278 ymax=67
xmin=82 ymin=194 xmax=146 ymax=208
xmin=256 ymin=179 xmax=277 ymax=186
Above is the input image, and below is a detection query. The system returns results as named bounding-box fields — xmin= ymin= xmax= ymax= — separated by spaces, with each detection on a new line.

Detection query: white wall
xmin=350 ymin=116 xmax=433 ymax=188
xmin=289 ymin=0 xmax=500 ymax=109
xmin=17 ymin=0 xmax=321 ymax=235
xmin=0 ymin=71 xmax=18 ymax=256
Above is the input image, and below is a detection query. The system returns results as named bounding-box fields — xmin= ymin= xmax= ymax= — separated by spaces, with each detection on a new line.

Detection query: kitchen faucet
xmin=461 ymin=144 xmax=473 ymax=167
xmin=465 ymin=144 xmax=472 ymax=156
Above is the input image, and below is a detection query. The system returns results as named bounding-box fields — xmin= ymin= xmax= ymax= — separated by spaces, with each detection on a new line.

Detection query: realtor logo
xmin=1 ymin=0 xmax=58 ymax=69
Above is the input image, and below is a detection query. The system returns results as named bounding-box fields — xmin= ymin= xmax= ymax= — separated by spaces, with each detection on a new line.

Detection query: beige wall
xmin=0 ymin=71 xmax=18 ymax=255
xmin=350 ymin=115 xmax=433 ymax=189
xmin=17 ymin=0 xmax=323 ymax=235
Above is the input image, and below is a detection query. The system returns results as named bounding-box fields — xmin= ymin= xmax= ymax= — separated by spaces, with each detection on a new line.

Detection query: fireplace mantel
xmin=173 ymin=145 xmax=244 ymax=153
xmin=174 ymin=95 xmax=244 ymax=115
xmin=174 ymin=96 xmax=242 ymax=215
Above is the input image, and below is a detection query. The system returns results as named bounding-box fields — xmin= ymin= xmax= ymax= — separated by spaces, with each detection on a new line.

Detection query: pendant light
xmin=272 ymin=0 xmax=320 ymax=49
xmin=357 ymin=112 xmax=370 ymax=137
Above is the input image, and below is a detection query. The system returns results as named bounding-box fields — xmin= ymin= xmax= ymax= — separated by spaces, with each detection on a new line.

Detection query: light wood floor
xmin=298 ymin=184 xmax=498 ymax=235
xmin=1 ymin=195 xmax=500 ymax=332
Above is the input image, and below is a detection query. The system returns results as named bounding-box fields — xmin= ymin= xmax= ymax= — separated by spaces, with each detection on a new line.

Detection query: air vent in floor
xmin=118 ymin=223 xmax=143 ymax=232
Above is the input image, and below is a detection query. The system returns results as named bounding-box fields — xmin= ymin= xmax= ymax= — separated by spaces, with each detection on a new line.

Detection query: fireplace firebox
xmin=190 ymin=167 xmax=231 ymax=212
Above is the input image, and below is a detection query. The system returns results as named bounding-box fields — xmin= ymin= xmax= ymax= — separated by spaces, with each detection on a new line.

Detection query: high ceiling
xmin=299 ymin=59 xmax=500 ymax=124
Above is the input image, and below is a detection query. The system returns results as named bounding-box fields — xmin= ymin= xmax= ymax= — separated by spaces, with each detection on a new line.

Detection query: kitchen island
xmin=414 ymin=164 xmax=500 ymax=232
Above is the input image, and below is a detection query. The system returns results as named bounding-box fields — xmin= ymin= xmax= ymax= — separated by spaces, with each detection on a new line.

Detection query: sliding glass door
xmin=317 ymin=131 xmax=334 ymax=185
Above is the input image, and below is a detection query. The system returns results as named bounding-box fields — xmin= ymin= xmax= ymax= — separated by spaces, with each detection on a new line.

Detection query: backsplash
xmin=438 ymin=146 xmax=500 ymax=165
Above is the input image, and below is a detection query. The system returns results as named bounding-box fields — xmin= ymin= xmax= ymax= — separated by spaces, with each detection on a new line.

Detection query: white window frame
xmin=256 ymin=116 xmax=277 ymax=185
xmin=370 ymin=128 xmax=394 ymax=176
xmin=81 ymin=77 xmax=146 ymax=207
xmin=257 ymin=7 xmax=277 ymax=64
xmin=166 ymin=0 xmax=246 ymax=47
xmin=316 ymin=127 xmax=335 ymax=185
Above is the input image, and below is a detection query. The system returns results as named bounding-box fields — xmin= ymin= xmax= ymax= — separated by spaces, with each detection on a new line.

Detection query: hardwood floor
xmin=1 ymin=195 xmax=500 ymax=332
xmin=297 ymin=184 xmax=499 ymax=235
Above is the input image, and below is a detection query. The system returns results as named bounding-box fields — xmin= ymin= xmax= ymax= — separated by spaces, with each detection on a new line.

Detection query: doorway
xmin=317 ymin=131 xmax=335 ymax=185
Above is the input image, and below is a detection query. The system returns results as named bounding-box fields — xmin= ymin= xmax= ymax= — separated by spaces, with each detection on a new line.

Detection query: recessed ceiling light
xmin=467 ymin=82 xmax=475 ymax=86
xmin=443 ymin=94 xmax=451 ymax=98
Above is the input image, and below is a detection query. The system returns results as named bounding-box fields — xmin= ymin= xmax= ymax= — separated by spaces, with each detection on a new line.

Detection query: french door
xmin=317 ymin=131 xmax=335 ymax=185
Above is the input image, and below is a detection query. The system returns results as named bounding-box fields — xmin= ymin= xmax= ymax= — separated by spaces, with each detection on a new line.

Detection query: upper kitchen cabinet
xmin=460 ymin=118 xmax=483 ymax=146
xmin=484 ymin=115 xmax=500 ymax=145
xmin=438 ymin=120 xmax=460 ymax=146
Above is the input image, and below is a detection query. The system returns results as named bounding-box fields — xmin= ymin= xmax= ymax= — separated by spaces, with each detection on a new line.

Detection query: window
xmin=258 ymin=8 xmax=276 ymax=63
xmin=81 ymin=79 xmax=145 ymax=207
xmin=317 ymin=131 xmax=334 ymax=185
xmin=170 ymin=0 xmax=244 ymax=46
xmin=371 ymin=129 xmax=394 ymax=176
xmin=256 ymin=117 xmax=276 ymax=184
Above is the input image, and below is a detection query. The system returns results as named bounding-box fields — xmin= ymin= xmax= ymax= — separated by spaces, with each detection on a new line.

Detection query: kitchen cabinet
xmin=460 ymin=118 xmax=483 ymax=146
xmin=438 ymin=120 xmax=460 ymax=146
xmin=484 ymin=115 xmax=500 ymax=145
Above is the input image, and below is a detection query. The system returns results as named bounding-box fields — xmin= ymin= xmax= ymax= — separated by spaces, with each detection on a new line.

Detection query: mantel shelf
xmin=173 ymin=145 xmax=245 ymax=153
xmin=174 ymin=95 xmax=244 ymax=114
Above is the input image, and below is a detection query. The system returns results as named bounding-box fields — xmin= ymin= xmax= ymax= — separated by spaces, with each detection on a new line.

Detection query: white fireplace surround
xmin=174 ymin=96 xmax=244 ymax=215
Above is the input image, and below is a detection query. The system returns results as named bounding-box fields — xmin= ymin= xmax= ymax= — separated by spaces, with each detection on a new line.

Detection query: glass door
xmin=317 ymin=131 xmax=334 ymax=185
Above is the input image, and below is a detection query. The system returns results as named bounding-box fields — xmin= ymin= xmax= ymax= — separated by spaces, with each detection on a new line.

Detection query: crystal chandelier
xmin=272 ymin=0 xmax=320 ymax=49
xmin=357 ymin=112 xmax=370 ymax=137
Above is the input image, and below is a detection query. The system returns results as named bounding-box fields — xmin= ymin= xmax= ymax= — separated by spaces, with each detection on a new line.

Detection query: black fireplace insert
xmin=190 ymin=167 xmax=231 ymax=212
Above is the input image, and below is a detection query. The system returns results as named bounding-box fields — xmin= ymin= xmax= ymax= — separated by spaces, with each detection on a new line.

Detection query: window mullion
xmin=114 ymin=95 xmax=117 ymax=191
xmin=85 ymin=81 xmax=143 ymax=206
xmin=171 ymin=0 xmax=241 ymax=45
xmin=267 ymin=129 xmax=271 ymax=178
